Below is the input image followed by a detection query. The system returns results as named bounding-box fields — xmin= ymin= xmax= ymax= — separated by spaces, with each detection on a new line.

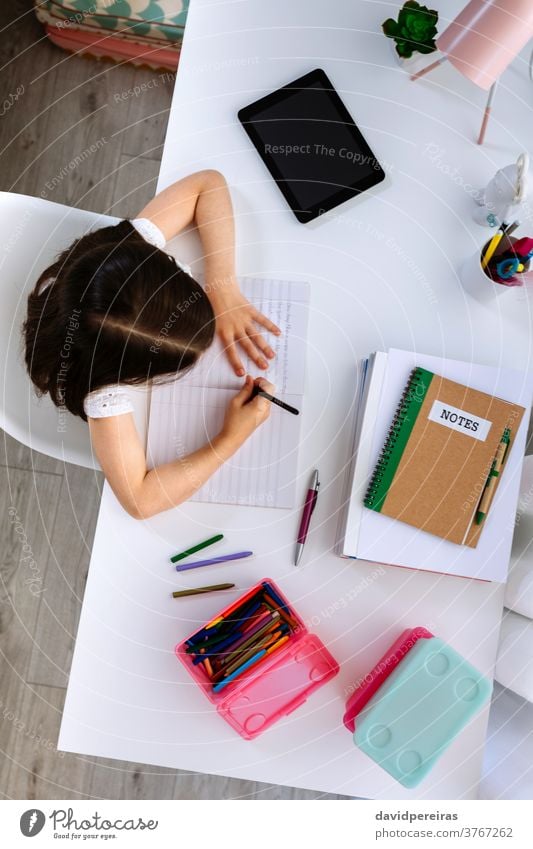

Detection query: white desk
xmin=59 ymin=0 xmax=533 ymax=798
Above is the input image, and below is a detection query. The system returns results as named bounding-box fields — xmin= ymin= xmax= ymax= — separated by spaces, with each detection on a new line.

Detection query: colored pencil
xmin=170 ymin=534 xmax=223 ymax=563
xmin=204 ymin=585 xmax=262 ymax=629
xmin=219 ymin=613 xmax=281 ymax=665
xmin=263 ymin=591 xmax=299 ymax=629
xmin=176 ymin=551 xmax=253 ymax=572
xmin=172 ymin=583 xmax=235 ymax=598
xmin=481 ymin=224 xmax=506 ymax=270
xmin=213 ymin=649 xmax=267 ymax=692
xmin=187 ymin=600 xmax=264 ymax=652
xmin=222 ymin=626 xmax=288 ymax=675
xmin=192 ymin=631 xmax=248 ymax=663
xmin=265 ymin=634 xmax=290 ymax=655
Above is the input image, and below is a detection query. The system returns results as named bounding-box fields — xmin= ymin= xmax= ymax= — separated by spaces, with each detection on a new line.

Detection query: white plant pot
xmin=388 ymin=38 xmax=438 ymax=76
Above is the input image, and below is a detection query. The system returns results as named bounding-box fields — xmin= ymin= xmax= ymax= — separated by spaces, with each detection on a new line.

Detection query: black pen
xmin=252 ymin=386 xmax=299 ymax=416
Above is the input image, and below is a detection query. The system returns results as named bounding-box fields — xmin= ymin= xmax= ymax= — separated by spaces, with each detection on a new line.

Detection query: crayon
xmin=212 ymin=649 xmax=267 ymax=693
xmin=204 ymin=585 xmax=261 ymax=629
xmin=218 ymin=614 xmax=281 ymax=666
xmin=265 ymin=634 xmax=290 ymax=655
xmin=170 ymin=533 xmax=223 ymax=564
xmin=172 ymin=583 xmax=235 ymax=598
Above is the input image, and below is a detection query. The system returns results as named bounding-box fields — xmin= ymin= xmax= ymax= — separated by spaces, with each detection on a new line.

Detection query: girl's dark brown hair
xmin=23 ymin=220 xmax=215 ymax=420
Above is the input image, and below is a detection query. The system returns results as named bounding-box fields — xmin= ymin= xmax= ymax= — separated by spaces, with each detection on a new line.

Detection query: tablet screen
xmin=239 ymin=70 xmax=385 ymax=222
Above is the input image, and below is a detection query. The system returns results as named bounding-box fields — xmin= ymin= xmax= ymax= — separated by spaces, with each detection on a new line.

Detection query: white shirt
xmin=82 ymin=218 xmax=191 ymax=419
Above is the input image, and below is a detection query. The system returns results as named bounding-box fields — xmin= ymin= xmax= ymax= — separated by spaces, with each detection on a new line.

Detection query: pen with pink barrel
xmin=294 ymin=469 xmax=320 ymax=566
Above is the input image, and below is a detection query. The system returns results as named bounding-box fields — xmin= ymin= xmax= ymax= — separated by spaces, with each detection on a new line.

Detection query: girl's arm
xmin=89 ymin=377 xmax=272 ymax=519
xmin=137 ymin=170 xmax=281 ymax=375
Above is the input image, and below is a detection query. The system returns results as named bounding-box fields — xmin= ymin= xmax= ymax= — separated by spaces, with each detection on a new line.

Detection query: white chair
xmin=0 ymin=191 xmax=119 ymax=469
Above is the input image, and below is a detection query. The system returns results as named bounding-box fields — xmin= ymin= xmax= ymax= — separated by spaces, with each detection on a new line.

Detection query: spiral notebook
xmin=364 ymin=366 xmax=525 ymax=547
xmin=336 ymin=349 xmax=532 ymax=582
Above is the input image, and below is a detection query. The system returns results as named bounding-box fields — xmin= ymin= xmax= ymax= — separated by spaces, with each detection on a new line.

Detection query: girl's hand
xmin=218 ymin=376 xmax=274 ymax=451
xmin=210 ymin=289 xmax=281 ymax=376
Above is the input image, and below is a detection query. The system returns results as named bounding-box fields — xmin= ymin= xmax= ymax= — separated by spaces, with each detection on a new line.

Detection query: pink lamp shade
xmin=437 ymin=0 xmax=533 ymax=90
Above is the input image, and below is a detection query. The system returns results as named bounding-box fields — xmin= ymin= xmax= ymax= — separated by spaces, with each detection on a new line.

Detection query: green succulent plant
xmin=382 ymin=0 xmax=438 ymax=59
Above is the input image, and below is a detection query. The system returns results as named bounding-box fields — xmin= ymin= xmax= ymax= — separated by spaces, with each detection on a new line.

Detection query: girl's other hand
xmin=218 ymin=376 xmax=274 ymax=451
xmin=212 ymin=290 xmax=281 ymax=376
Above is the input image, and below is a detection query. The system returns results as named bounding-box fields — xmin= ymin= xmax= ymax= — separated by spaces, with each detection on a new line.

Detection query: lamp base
xmin=410 ymin=56 xmax=497 ymax=146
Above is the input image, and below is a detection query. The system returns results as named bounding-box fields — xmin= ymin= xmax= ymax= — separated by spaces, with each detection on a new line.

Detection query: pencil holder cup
xmin=460 ymin=240 xmax=515 ymax=303
xmin=176 ymin=578 xmax=339 ymax=740
xmin=343 ymin=628 xmax=491 ymax=788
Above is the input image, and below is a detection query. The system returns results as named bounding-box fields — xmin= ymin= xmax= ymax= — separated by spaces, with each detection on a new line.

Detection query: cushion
xmin=35 ymin=0 xmax=188 ymax=46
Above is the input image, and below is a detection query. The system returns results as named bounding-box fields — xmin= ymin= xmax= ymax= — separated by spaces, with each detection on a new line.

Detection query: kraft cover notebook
xmin=364 ymin=366 xmax=525 ymax=547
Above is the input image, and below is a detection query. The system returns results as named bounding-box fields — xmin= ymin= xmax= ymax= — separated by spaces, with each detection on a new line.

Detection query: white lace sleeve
xmin=131 ymin=217 xmax=167 ymax=249
xmin=131 ymin=217 xmax=192 ymax=276
xmin=84 ymin=386 xmax=134 ymax=418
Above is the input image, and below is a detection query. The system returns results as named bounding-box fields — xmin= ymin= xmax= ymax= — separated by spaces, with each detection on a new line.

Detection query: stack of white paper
xmin=337 ymin=348 xmax=533 ymax=583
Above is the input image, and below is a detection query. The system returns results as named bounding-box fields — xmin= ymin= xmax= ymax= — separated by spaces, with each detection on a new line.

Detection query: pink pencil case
xmin=176 ymin=579 xmax=339 ymax=740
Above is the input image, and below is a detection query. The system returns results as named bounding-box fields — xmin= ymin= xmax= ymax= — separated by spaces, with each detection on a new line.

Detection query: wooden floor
xmin=0 ymin=3 xmax=346 ymax=799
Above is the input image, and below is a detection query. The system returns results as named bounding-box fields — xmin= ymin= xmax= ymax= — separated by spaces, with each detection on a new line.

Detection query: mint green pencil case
xmin=352 ymin=634 xmax=492 ymax=788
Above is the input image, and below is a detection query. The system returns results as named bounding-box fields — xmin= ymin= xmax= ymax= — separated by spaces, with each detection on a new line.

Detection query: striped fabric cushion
xmin=35 ymin=0 xmax=188 ymax=45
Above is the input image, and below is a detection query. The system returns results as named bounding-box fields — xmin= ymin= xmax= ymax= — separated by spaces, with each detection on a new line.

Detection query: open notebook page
xmin=178 ymin=277 xmax=309 ymax=395
xmin=147 ymin=385 xmax=301 ymax=508
xmin=147 ymin=278 xmax=309 ymax=508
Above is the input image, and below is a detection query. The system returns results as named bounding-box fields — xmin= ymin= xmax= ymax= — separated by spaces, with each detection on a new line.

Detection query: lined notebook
xmin=364 ymin=366 xmax=525 ymax=546
xmin=147 ymin=278 xmax=309 ymax=508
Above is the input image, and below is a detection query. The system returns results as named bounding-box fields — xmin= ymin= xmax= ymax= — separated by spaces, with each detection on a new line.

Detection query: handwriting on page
xmin=147 ymin=277 xmax=310 ymax=508
xmin=178 ymin=278 xmax=308 ymax=395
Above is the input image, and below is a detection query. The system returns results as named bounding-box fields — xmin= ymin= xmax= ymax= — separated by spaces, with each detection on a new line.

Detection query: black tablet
xmin=238 ymin=69 xmax=385 ymax=223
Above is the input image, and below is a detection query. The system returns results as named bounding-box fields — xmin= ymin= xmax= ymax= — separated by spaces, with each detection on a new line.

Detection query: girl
xmin=23 ymin=170 xmax=279 ymax=518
